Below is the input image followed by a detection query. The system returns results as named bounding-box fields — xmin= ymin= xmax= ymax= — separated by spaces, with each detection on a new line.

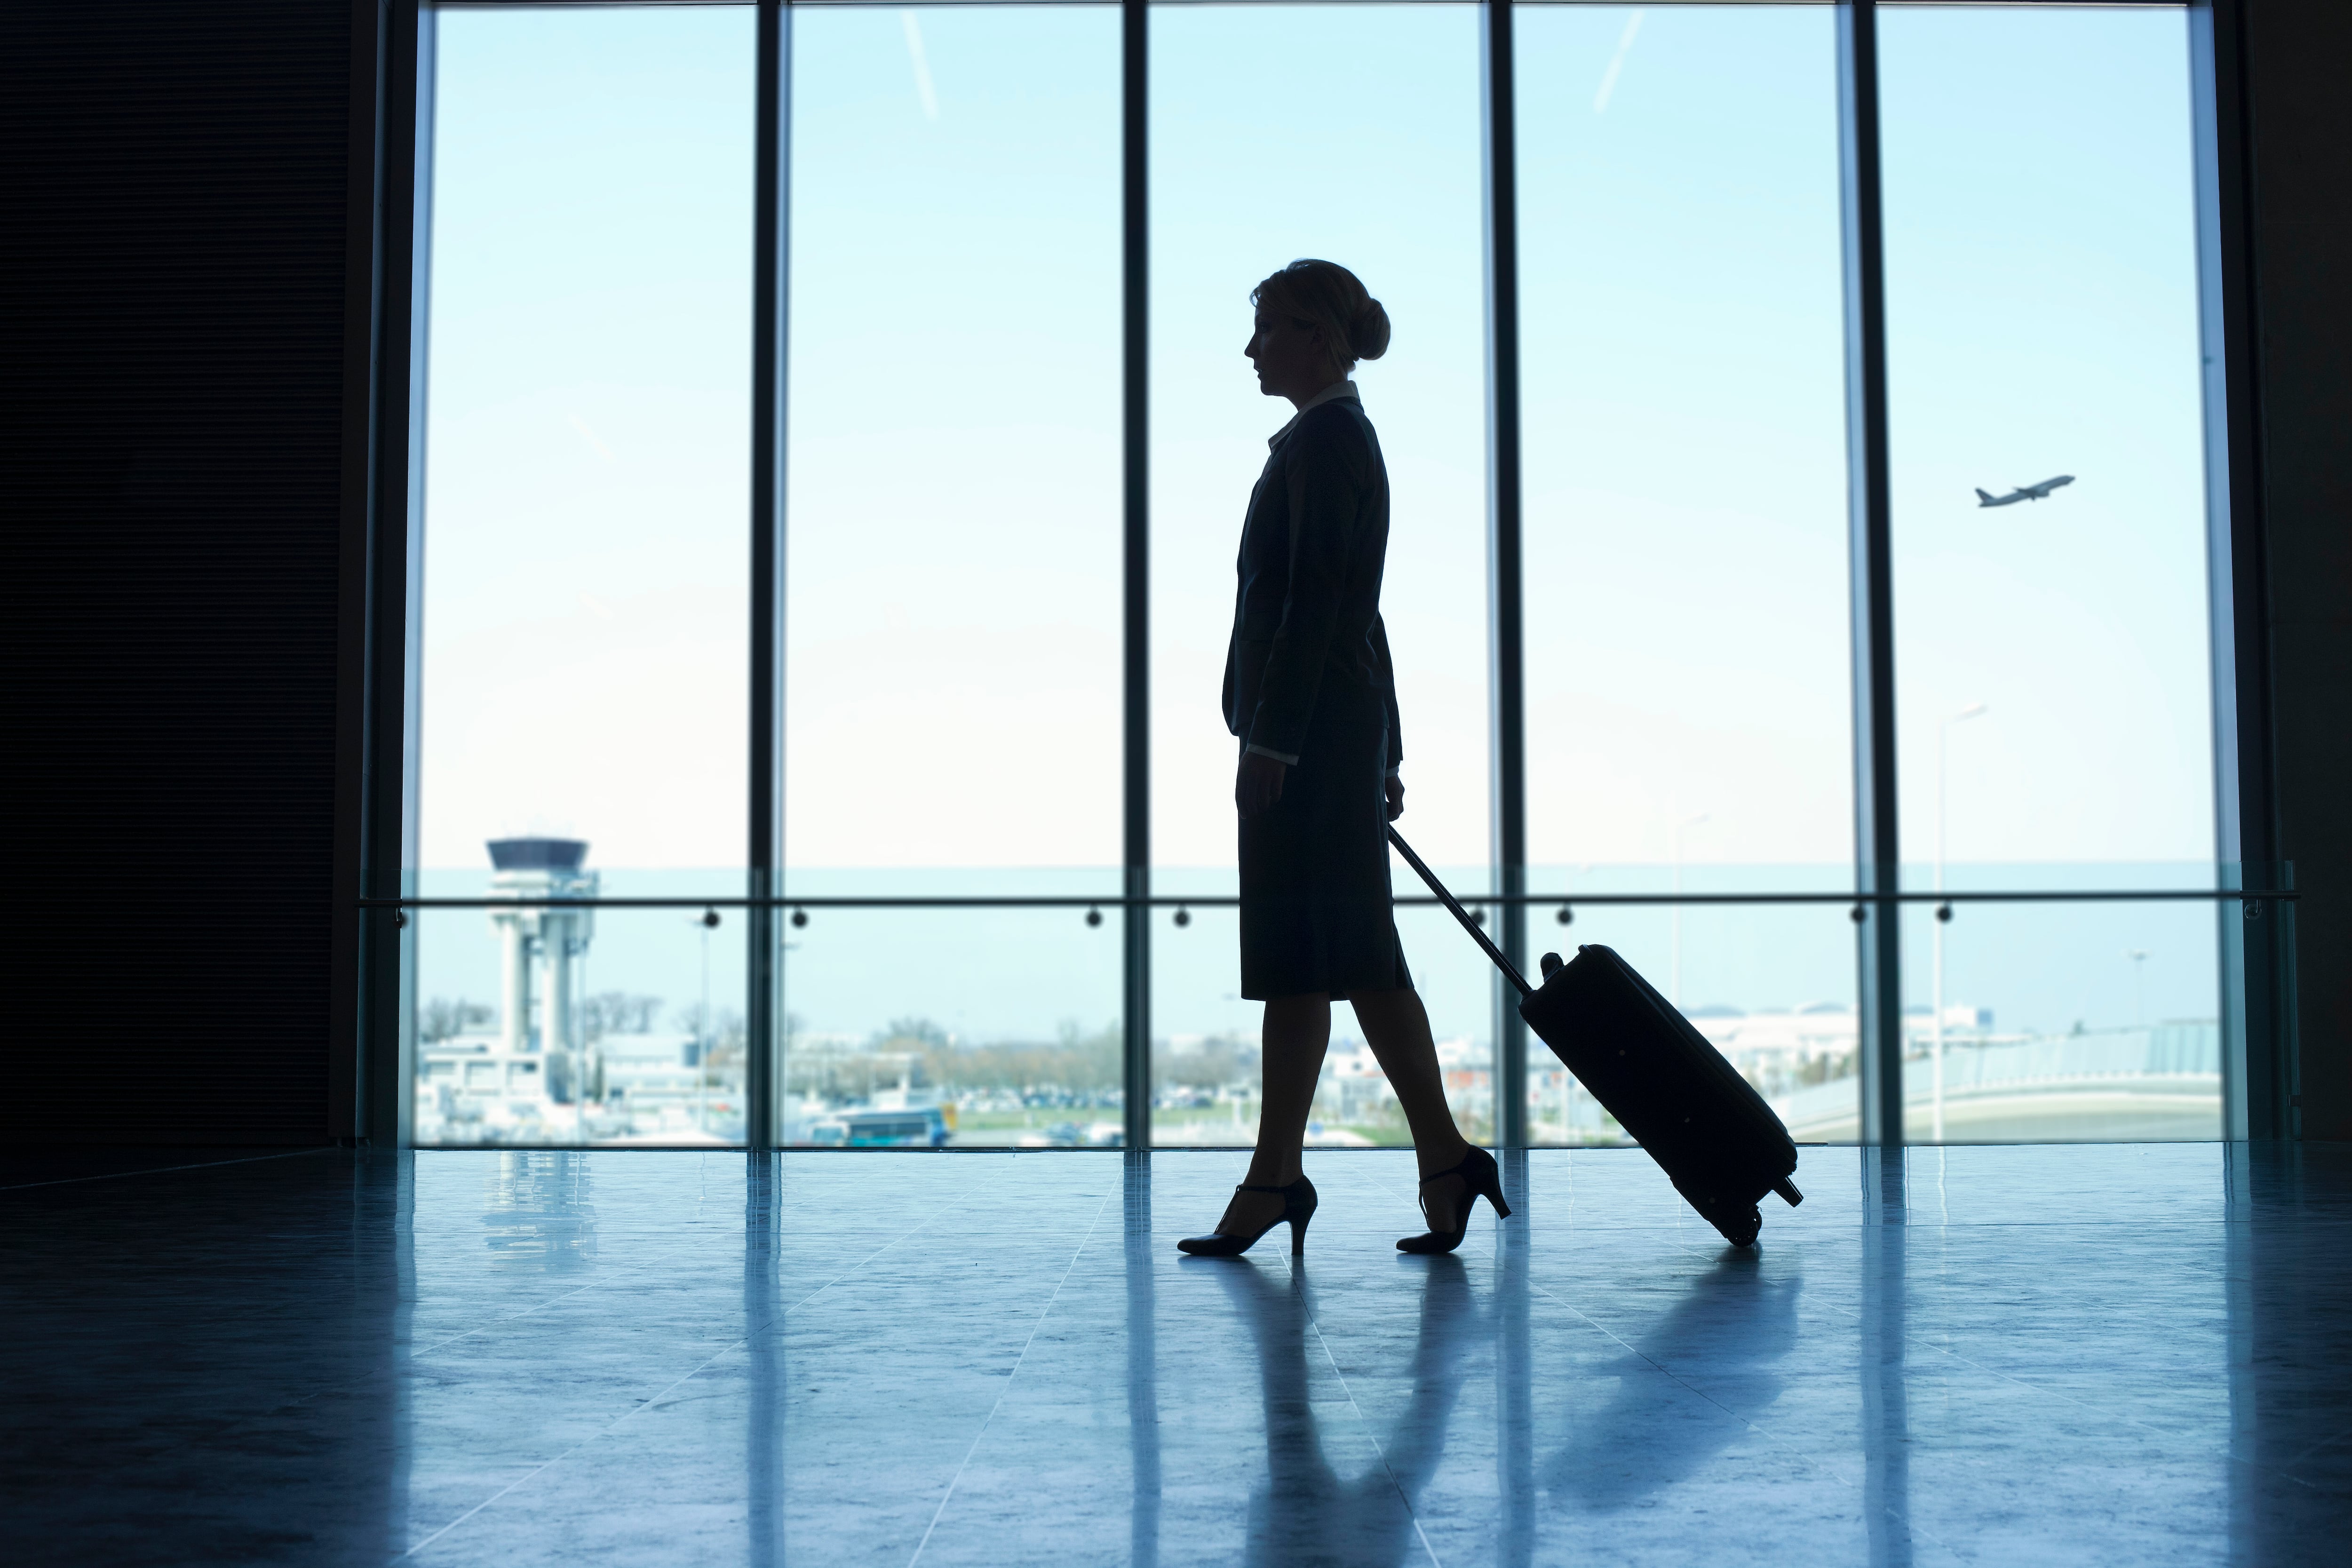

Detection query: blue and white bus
xmin=804 ymin=1107 xmax=950 ymax=1148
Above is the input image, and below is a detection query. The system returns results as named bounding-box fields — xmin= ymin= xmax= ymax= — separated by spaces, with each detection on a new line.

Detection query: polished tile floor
xmin=4 ymin=1143 xmax=2347 ymax=1566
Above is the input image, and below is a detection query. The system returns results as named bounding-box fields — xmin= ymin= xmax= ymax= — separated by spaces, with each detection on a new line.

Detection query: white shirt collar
xmin=1269 ymin=379 xmax=1359 ymax=448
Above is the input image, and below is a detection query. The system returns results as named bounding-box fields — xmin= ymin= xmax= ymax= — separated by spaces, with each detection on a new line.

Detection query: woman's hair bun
xmin=1350 ymin=298 xmax=1391 ymax=362
xmin=1253 ymin=258 xmax=1390 ymax=372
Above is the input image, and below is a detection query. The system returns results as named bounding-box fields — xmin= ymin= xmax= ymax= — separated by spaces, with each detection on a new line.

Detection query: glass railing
xmin=1893 ymin=872 xmax=2233 ymax=1144
xmin=1149 ymin=866 xmax=1500 ymax=1151
xmin=408 ymin=870 xmax=750 ymax=1149
xmin=777 ymin=871 xmax=1123 ymax=1150
xmin=381 ymin=860 xmax=2287 ymax=1150
xmin=1518 ymin=869 xmax=1864 ymax=1148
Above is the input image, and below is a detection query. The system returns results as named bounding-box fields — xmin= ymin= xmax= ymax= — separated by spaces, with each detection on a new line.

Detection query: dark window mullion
xmin=1483 ymin=0 xmax=1528 ymax=1151
xmin=747 ymin=0 xmax=789 ymax=1151
xmin=1122 ymin=0 xmax=1152 ymax=1152
xmin=1837 ymin=0 xmax=1903 ymax=1149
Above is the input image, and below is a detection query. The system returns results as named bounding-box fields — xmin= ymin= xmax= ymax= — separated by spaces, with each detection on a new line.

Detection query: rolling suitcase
xmin=1389 ymin=827 xmax=1804 ymax=1246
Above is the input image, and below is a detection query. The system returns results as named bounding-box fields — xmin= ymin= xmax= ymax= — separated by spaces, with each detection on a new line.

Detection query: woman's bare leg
xmin=1350 ymin=987 xmax=1476 ymax=1227
xmin=1218 ymin=994 xmax=1331 ymax=1234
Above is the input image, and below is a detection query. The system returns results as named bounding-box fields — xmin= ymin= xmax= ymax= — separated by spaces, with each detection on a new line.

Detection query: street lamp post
xmin=1933 ymin=701 xmax=1987 ymax=1142
xmin=1671 ymin=810 xmax=1709 ymax=1008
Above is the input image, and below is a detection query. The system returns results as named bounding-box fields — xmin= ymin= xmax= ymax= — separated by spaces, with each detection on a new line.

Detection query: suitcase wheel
xmin=1701 ymin=1202 xmax=1762 ymax=1249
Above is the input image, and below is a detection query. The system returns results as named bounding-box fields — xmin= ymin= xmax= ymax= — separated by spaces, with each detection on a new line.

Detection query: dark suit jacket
xmin=1222 ymin=396 xmax=1404 ymax=771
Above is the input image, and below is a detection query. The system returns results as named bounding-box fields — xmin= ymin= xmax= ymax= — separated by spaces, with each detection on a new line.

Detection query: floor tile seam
xmin=2274 ymin=1419 xmax=2352 ymax=1472
xmin=389 ymin=1294 xmax=824 ymax=1564
xmin=1514 ymin=1272 xmax=1958 ymax=1549
xmin=84 ymin=1250 xmax=760 ymax=1477
xmin=1336 ymin=1155 xmax=1787 ymax=1250
xmin=1795 ymin=1289 xmax=2257 ymax=1456
xmin=23 ymin=1241 xmax=755 ymax=1475
xmin=2218 ymin=1449 xmax=2331 ymax=1491
xmin=1790 ymin=1297 xmax=2342 ymax=1487
xmin=400 ymin=1178 xmax=911 ymax=1354
xmin=1529 ymin=1310 xmax=1963 ymax=1559
xmin=1301 ymin=1287 xmax=1446 ymax=1568
xmin=1879 ymin=1215 xmax=2243 ymax=1231
xmin=1143 ymin=1147 xmax=1254 ymax=1237
xmin=400 ymin=1182 xmax=1009 ymax=1559
xmin=1497 ymin=1218 xmax=2238 ymax=1236
xmin=0 ymin=1147 xmax=337 ymax=1192
xmin=1337 ymin=1154 xmax=1453 ymax=1247
xmin=400 ymin=1214 xmax=826 ymax=1363
xmin=763 ymin=1156 xmax=1122 ymax=1326
xmin=404 ymin=1261 xmax=709 ymax=1356
xmin=381 ymin=1186 xmax=1009 ymax=1559
xmin=764 ymin=1212 xmax=965 ymax=1321
xmin=902 ymin=1179 xmax=1120 ymax=1568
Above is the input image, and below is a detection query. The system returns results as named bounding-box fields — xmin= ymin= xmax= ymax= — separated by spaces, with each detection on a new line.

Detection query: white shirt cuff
xmin=1245 ymin=743 xmax=1300 ymax=766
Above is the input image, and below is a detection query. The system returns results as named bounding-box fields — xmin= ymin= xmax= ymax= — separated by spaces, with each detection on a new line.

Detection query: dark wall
xmin=0 ymin=3 xmax=359 ymax=1144
xmin=2248 ymin=1 xmax=2352 ymax=1138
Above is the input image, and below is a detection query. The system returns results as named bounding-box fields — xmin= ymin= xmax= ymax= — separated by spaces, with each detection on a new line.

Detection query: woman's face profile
xmin=1245 ymin=307 xmax=1332 ymax=403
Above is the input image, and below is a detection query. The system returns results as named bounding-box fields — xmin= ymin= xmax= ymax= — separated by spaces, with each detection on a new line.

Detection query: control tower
xmin=486 ymin=839 xmax=598 ymax=1092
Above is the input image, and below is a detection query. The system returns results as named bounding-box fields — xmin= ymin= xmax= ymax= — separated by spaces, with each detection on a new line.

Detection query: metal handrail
xmin=359 ymin=887 xmax=2296 ymax=910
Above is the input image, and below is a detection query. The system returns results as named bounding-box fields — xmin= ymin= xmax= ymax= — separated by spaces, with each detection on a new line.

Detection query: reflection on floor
xmin=4 ymin=1143 xmax=2347 ymax=1566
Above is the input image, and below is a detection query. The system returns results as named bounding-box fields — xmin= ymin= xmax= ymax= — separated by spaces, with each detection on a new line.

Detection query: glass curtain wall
xmin=402 ymin=1 xmax=2231 ymax=1151
xmin=1516 ymin=4 xmax=1854 ymax=1144
xmin=413 ymin=5 xmax=755 ymax=1147
xmin=1149 ymin=4 xmax=1489 ymax=1149
xmin=1880 ymin=5 xmax=2219 ymax=1141
xmin=783 ymin=6 xmax=1124 ymax=1146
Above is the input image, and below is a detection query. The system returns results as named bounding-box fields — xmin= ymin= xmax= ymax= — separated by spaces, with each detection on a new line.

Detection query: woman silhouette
xmin=1179 ymin=260 xmax=1509 ymax=1258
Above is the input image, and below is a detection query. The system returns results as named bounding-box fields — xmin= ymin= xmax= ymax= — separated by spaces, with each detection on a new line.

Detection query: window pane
xmin=1149 ymin=3 xmax=1488 ymax=1141
xmin=1899 ymin=899 xmax=2222 ymax=1143
xmin=1882 ymin=8 xmax=2212 ymax=874
xmin=784 ymin=7 xmax=1122 ymax=1144
xmin=1515 ymin=4 xmax=1853 ymax=1143
xmin=415 ymin=6 xmax=754 ymax=1146
xmin=781 ymin=903 xmax=1124 ymax=1147
xmin=414 ymin=894 xmax=750 ymax=1148
xmin=1150 ymin=896 xmax=1507 ymax=1149
xmin=1512 ymin=902 xmax=1860 ymax=1145
xmin=421 ymin=7 xmax=751 ymax=872
xmin=785 ymin=6 xmax=1120 ymax=873
xmin=1881 ymin=8 xmax=2217 ymax=1138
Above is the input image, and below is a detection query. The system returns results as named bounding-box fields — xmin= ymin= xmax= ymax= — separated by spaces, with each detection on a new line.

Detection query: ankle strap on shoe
xmin=1418 ymin=1147 xmax=1486 ymax=1187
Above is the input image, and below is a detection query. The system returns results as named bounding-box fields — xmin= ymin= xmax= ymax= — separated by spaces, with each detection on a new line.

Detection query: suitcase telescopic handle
xmin=1386 ymin=827 xmax=1535 ymax=999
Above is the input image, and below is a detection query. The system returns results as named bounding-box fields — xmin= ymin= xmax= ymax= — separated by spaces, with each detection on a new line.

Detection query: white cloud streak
xmin=902 ymin=12 xmax=939 ymax=122
xmin=565 ymin=412 xmax=615 ymax=463
xmin=1593 ymin=9 xmax=1645 ymax=116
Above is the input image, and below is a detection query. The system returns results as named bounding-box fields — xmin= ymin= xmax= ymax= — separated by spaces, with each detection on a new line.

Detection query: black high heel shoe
xmin=1397 ymin=1146 xmax=1511 ymax=1254
xmin=1177 ymin=1176 xmax=1317 ymax=1257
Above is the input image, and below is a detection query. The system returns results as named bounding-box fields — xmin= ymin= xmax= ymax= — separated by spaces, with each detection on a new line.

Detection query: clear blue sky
xmin=417 ymin=4 xmax=2217 ymax=1050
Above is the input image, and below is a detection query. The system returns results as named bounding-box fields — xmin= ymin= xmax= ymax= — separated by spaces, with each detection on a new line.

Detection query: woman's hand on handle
xmin=1236 ymin=751 xmax=1288 ymax=819
xmin=1385 ymin=772 xmax=1405 ymax=822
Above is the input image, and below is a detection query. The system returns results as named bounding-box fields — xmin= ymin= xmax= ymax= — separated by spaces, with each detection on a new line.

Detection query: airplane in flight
xmin=1975 ymin=475 xmax=2074 ymax=507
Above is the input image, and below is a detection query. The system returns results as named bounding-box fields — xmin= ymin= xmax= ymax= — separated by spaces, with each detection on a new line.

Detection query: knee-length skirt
xmin=1236 ymin=678 xmax=1413 ymax=1001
